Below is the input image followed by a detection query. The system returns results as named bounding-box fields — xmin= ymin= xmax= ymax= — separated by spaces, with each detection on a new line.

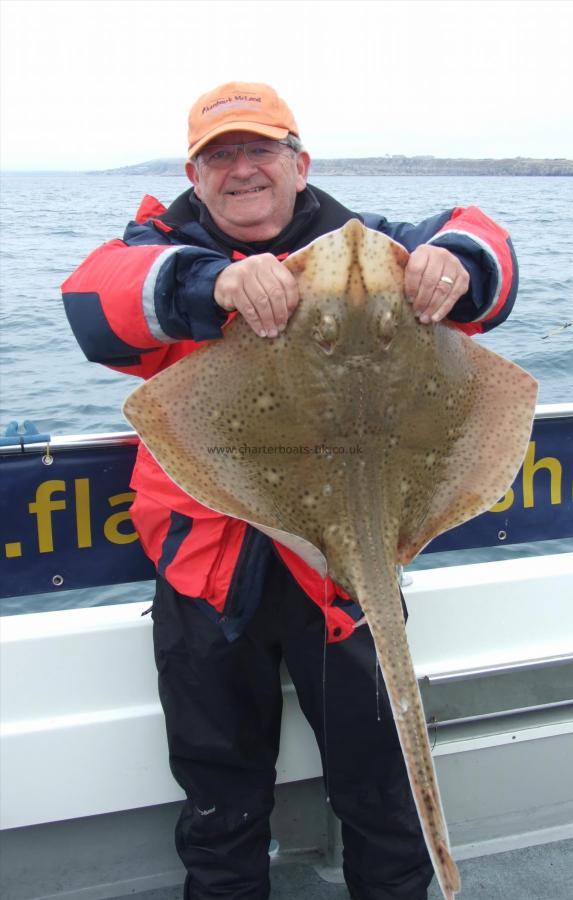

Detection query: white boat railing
xmin=1 ymin=402 xmax=571 ymax=454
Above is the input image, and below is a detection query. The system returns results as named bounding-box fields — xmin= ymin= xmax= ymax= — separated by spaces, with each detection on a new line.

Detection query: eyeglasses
xmin=196 ymin=139 xmax=294 ymax=170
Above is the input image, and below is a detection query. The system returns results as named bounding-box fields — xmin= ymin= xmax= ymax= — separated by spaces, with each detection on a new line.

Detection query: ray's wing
xmin=396 ymin=334 xmax=537 ymax=563
xmin=122 ymin=314 xmax=326 ymax=573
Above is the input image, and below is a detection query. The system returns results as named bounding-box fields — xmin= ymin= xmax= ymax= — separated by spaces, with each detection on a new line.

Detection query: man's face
xmin=186 ymin=130 xmax=311 ymax=243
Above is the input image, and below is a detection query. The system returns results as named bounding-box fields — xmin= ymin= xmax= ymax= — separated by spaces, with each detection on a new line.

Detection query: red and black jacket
xmin=62 ymin=184 xmax=518 ymax=642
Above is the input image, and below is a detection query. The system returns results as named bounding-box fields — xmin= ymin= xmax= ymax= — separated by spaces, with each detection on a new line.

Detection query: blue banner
xmin=1 ymin=414 xmax=571 ymax=599
xmin=0 ymin=443 xmax=154 ymax=599
xmin=427 ymin=414 xmax=573 ymax=552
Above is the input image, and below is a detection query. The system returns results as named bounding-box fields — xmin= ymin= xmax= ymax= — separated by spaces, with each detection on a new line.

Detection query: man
xmin=62 ymin=82 xmax=518 ymax=900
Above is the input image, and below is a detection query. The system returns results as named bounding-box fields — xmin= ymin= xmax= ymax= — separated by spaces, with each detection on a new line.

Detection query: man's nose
xmin=228 ymin=147 xmax=259 ymax=176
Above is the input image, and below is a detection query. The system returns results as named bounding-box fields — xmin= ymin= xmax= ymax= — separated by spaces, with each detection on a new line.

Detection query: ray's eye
xmin=313 ymin=313 xmax=339 ymax=354
xmin=378 ymin=309 xmax=397 ymax=349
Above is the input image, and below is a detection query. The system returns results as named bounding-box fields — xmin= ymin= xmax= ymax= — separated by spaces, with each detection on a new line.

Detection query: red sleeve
xmin=429 ymin=206 xmax=517 ymax=335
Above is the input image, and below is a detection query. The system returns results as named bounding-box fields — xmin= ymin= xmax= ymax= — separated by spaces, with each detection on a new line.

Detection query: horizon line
xmin=2 ymin=153 xmax=573 ymax=174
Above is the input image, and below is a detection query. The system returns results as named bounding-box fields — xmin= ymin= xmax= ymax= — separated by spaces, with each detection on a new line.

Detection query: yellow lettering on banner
xmin=104 ymin=491 xmax=138 ymax=545
xmin=74 ymin=478 xmax=92 ymax=548
xmin=5 ymin=542 xmax=23 ymax=558
xmin=28 ymin=480 xmax=67 ymax=553
xmin=490 ymin=487 xmax=515 ymax=513
xmin=522 ymin=441 xmax=562 ymax=509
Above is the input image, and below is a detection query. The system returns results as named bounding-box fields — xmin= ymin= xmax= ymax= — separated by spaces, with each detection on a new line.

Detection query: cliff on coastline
xmin=94 ymin=155 xmax=573 ymax=177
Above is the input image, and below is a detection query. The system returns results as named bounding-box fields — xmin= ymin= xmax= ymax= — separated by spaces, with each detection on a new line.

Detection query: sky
xmin=1 ymin=0 xmax=572 ymax=170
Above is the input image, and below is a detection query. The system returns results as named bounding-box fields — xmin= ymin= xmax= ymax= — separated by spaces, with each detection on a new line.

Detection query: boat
xmin=1 ymin=404 xmax=572 ymax=899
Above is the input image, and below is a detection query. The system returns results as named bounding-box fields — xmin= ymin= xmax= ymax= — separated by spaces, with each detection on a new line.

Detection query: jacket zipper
xmin=222 ymin=526 xmax=255 ymax=620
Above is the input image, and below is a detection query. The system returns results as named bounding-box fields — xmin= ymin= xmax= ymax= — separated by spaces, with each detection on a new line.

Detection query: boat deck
xmin=108 ymin=839 xmax=573 ymax=900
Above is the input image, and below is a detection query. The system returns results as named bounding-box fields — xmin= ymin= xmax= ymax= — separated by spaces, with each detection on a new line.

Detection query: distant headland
xmin=93 ymin=156 xmax=573 ymax=177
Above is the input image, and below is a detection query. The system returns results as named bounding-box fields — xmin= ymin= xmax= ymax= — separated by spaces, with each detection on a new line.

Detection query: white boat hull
xmin=1 ymin=553 xmax=572 ymax=898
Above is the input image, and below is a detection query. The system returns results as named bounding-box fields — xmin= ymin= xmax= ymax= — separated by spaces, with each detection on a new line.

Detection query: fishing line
xmin=430 ymin=718 xmax=438 ymax=753
xmin=541 ymin=321 xmax=572 ymax=340
xmin=375 ymin=653 xmax=382 ymax=723
xmin=321 ymin=577 xmax=331 ymax=799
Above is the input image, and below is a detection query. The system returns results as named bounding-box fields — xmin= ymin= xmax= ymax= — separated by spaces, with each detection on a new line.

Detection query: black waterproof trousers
xmin=152 ymin=552 xmax=434 ymax=900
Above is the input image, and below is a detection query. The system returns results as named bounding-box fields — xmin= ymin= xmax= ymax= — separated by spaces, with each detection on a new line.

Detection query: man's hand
xmin=404 ymin=245 xmax=470 ymax=324
xmin=214 ymin=254 xmax=299 ymax=338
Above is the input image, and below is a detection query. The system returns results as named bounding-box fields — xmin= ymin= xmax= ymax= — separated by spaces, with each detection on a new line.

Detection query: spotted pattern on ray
xmin=124 ymin=219 xmax=538 ymax=900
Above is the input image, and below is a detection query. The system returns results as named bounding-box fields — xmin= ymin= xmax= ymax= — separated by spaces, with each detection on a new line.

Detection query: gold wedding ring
xmin=439 ymin=275 xmax=454 ymax=286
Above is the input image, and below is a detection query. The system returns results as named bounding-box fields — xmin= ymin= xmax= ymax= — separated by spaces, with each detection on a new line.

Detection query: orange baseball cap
xmin=187 ymin=81 xmax=299 ymax=158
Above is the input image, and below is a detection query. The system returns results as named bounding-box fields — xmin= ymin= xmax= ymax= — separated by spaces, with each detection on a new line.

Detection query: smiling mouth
xmin=228 ymin=186 xmax=267 ymax=196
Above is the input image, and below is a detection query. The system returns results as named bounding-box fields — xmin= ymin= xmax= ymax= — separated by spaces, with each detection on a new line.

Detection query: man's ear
xmin=185 ymin=161 xmax=202 ymax=199
xmin=295 ymin=151 xmax=311 ymax=192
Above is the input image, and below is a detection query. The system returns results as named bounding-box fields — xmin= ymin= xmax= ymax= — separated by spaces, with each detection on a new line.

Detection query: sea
xmin=1 ymin=173 xmax=572 ymax=614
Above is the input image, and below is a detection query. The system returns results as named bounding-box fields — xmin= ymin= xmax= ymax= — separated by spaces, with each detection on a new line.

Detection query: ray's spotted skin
xmin=124 ymin=220 xmax=538 ymax=900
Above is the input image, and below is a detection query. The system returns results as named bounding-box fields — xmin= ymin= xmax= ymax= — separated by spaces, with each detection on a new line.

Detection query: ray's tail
xmin=355 ymin=573 xmax=460 ymax=899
